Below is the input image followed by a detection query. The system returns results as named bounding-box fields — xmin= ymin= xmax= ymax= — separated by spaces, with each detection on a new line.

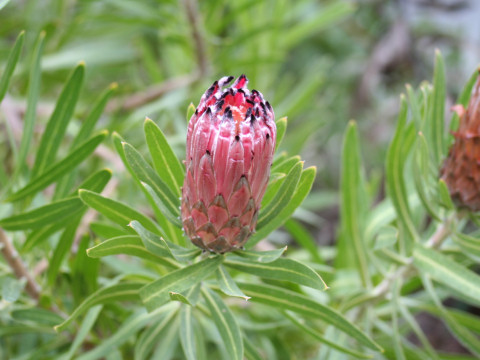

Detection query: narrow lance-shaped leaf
xmin=123 ymin=142 xmax=180 ymax=222
xmin=216 ymin=265 xmax=250 ymax=300
xmin=86 ymin=235 xmax=179 ymax=269
xmin=202 ymin=288 xmax=244 ymax=360
xmin=225 ymin=256 xmax=328 ymax=290
xmin=413 ymin=243 xmax=480 ymax=305
xmin=180 ymin=306 xmax=196 ymax=360
xmin=21 ymin=169 xmax=111 ymax=253
xmin=0 ymin=197 xmax=83 ymax=230
xmin=78 ymin=189 xmax=160 ymax=235
xmin=232 ymin=246 xmax=287 ymax=263
xmin=130 ymin=220 xmax=199 ymax=262
xmin=113 ymin=132 xmax=184 ymax=246
xmin=16 ymin=31 xmax=45 ymax=173
xmin=421 ymin=274 xmax=480 ymax=357
xmin=140 ymin=256 xmax=223 ymax=311
xmin=283 ymin=311 xmax=373 ymax=359
xmin=144 ymin=118 xmax=184 ymax=194
xmin=385 ymin=95 xmax=419 ymax=251
xmin=54 ymin=83 xmax=117 ymax=199
xmin=32 ymin=63 xmax=85 ymax=177
xmin=339 ymin=121 xmax=370 ymax=287
xmin=238 ymin=282 xmax=382 ymax=352
xmin=134 ymin=307 xmax=179 ymax=360
xmin=248 ymin=166 xmax=316 ymax=247
xmin=275 ymin=117 xmax=287 ymax=150
xmin=0 ymin=30 xmax=24 ymax=103
xmin=55 ymin=283 xmax=143 ymax=332
xmin=8 ymin=132 xmax=107 ymax=202
xmin=429 ymin=50 xmax=446 ymax=164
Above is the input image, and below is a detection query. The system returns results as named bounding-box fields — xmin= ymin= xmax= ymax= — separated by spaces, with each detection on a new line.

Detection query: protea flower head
xmin=441 ymin=70 xmax=480 ymax=211
xmin=181 ymin=75 xmax=276 ymax=253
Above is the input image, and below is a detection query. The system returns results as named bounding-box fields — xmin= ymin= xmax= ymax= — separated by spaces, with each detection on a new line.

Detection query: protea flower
xmin=441 ymin=70 xmax=480 ymax=211
xmin=181 ymin=75 xmax=276 ymax=253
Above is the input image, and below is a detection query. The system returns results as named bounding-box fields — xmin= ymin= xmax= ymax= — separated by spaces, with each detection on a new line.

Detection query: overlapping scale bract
xmin=441 ymin=71 xmax=480 ymax=211
xmin=182 ymin=75 xmax=276 ymax=253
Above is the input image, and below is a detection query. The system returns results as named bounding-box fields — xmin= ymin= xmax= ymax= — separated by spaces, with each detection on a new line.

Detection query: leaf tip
xmin=109 ymin=82 xmax=118 ymax=90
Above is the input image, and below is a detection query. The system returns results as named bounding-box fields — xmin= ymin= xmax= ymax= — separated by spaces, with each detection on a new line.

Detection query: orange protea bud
xmin=441 ymin=71 xmax=480 ymax=211
xmin=181 ymin=75 xmax=276 ymax=253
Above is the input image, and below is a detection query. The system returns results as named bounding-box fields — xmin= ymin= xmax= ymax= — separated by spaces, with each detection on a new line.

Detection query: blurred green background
xmin=1 ymin=0 xmax=478 ymax=245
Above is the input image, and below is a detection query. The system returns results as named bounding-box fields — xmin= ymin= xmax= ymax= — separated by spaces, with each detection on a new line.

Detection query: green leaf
xmin=113 ymin=132 xmax=184 ymax=246
xmin=186 ymin=103 xmax=196 ymax=121
xmin=374 ymin=226 xmax=398 ymax=250
xmin=216 ymin=265 xmax=250 ymax=300
xmin=130 ymin=220 xmax=199 ymax=262
xmin=339 ymin=120 xmax=370 ymax=286
xmin=54 ymin=83 xmax=116 ymax=199
xmin=225 ymin=256 xmax=327 ymax=290
xmin=76 ymin=304 xmax=178 ymax=360
xmin=414 ymin=243 xmax=480 ymax=304
xmin=385 ymin=96 xmax=419 ymax=250
xmin=90 ymin=222 xmax=128 ymax=239
xmin=62 ymin=305 xmax=103 ymax=360
xmin=123 ymin=142 xmax=180 ymax=224
xmin=169 ymin=291 xmax=192 ymax=305
xmin=275 ymin=117 xmax=287 ymax=150
xmin=134 ymin=306 xmax=179 ymax=360
xmin=180 ymin=306 xmax=196 ymax=360
xmin=422 ymin=275 xmax=480 ymax=357
xmin=232 ymin=246 xmax=287 ymax=263
xmin=140 ymin=256 xmax=223 ymax=311
xmin=284 ymin=219 xmax=324 ymax=263
xmin=144 ymin=118 xmax=184 ymax=195
xmin=283 ymin=311 xmax=372 ymax=359
xmin=429 ymin=50 xmax=446 ymax=164
xmin=0 ymin=197 xmax=83 ymax=230
xmin=453 ymin=232 xmax=480 ymax=258
xmin=55 ymin=282 xmax=143 ymax=332
xmin=140 ymin=181 xmax=182 ymax=227
xmin=438 ymin=179 xmax=455 ymax=210
xmin=202 ymin=288 xmax=243 ymax=360
xmin=257 ymin=161 xmax=303 ymax=228
xmin=237 ymin=282 xmax=382 ymax=352
xmin=243 ymin=336 xmax=264 ymax=360
xmin=0 ymin=31 xmax=24 ymax=103
xmin=21 ymin=169 xmax=111 ymax=252
xmin=86 ymin=235 xmax=179 ymax=268
xmin=16 ymin=32 xmax=45 ymax=172
xmin=32 ymin=63 xmax=85 ymax=177
xmin=47 ymin=219 xmax=80 ymax=286
xmin=412 ymin=132 xmax=441 ymax=221
xmin=449 ymin=69 xmax=478 ymax=138
xmin=11 ymin=308 xmax=63 ymax=327
xmin=78 ymin=189 xmax=160 ymax=235
xmin=248 ymin=166 xmax=316 ymax=247
xmin=8 ymin=132 xmax=107 ymax=202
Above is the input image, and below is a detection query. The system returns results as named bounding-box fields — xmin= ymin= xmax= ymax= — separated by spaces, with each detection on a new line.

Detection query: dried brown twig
xmin=0 ymin=227 xmax=40 ymax=301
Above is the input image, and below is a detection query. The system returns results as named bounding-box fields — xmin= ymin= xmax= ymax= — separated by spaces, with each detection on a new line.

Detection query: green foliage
xmin=1 ymin=1 xmax=480 ymax=359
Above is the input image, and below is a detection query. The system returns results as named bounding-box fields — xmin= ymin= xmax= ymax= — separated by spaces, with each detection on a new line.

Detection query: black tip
xmin=225 ymin=76 xmax=234 ymax=84
xmin=266 ymin=101 xmax=272 ymax=110
xmin=245 ymin=107 xmax=252 ymax=119
xmin=246 ymin=99 xmax=254 ymax=106
xmin=206 ymin=149 xmax=211 ymax=155
xmin=235 ymin=135 xmax=240 ymax=141
xmin=266 ymin=133 xmax=270 ymax=140
xmin=216 ymin=100 xmax=224 ymax=110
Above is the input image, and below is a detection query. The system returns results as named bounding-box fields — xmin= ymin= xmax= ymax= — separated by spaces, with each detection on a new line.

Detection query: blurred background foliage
xmin=2 ymin=0 xmax=480 ymax=358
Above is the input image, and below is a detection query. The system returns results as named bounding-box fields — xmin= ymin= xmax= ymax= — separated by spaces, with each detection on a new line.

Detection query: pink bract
xmin=181 ymin=75 xmax=276 ymax=253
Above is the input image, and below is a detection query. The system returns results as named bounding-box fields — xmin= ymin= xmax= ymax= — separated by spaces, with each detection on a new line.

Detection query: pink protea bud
xmin=182 ymin=75 xmax=276 ymax=253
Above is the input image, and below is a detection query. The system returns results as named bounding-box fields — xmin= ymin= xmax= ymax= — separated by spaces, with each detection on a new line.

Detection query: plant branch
xmin=0 ymin=227 xmax=40 ymax=301
xmin=371 ymin=214 xmax=457 ymax=300
xmin=183 ymin=0 xmax=209 ymax=77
